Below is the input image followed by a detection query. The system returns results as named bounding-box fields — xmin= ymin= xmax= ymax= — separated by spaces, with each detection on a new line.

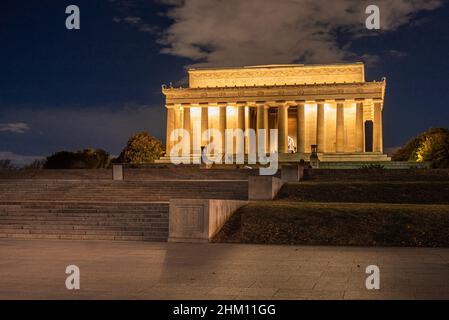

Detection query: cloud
xmin=113 ymin=15 xmax=160 ymax=34
xmin=158 ymin=0 xmax=443 ymax=67
xmin=0 ymin=122 xmax=30 ymax=134
xmin=123 ymin=16 xmax=142 ymax=24
xmin=0 ymin=151 xmax=44 ymax=166
xmin=386 ymin=50 xmax=408 ymax=58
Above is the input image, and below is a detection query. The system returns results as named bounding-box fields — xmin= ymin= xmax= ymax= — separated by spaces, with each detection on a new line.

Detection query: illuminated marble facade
xmin=161 ymin=63 xmax=390 ymax=162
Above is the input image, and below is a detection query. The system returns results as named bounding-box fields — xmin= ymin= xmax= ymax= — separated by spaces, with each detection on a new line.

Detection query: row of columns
xmin=166 ymin=101 xmax=383 ymax=155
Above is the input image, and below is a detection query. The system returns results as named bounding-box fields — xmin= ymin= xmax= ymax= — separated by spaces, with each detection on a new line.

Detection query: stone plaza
xmin=1 ymin=239 xmax=448 ymax=300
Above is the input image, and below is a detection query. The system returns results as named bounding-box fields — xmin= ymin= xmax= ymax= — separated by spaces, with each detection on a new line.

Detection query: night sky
xmin=1 ymin=0 xmax=449 ymax=164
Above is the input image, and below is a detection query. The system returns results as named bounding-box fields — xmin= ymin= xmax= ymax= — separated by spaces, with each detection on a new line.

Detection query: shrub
xmin=392 ymin=128 xmax=449 ymax=168
xmin=360 ymin=164 xmax=385 ymax=170
xmin=117 ymin=132 xmax=164 ymax=164
xmin=44 ymin=149 xmax=111 ymax=169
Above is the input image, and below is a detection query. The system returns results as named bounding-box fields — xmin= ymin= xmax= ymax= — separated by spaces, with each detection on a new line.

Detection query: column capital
xmin=285 ymin=100 xmax=298 ymax=107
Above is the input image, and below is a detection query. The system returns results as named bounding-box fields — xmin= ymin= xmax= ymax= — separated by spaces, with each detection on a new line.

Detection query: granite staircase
xmin=0 ymin=202 xmax=169 ymax=241
xmin=0 ymin=179 xmax=248 ymax=241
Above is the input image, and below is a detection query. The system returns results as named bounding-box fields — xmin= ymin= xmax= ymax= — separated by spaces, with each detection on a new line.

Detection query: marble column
xmin=174 ymin=106 xmax=182 ymax=131
xmin=201 ymin=106 xmax=208 ymax=147
xmin=316 ymin=103 xmax=325 ymax=153
xmin=264 ymin=105 xmax=270 ymax=152
xmin=174 ymin=105 xmax=183 ymax=155
xmin=296 ymin=103 xmax=305 ymax=153
xmin=256 ymin=103 xmax=267 ymax=154
xmin=336 ymin=102 xmax=345 ymax=153
xmin=219 ymin=106 xmax=227 ymax=155
xmin=278 ymin=104 xmax=288 ymax=153
xmin=166 ymin=107 xmax=174 ymax=153
xmin=237 ymin=105 xmax=245 ymax=155
xmin=355 ymin=102 xmax=364 ymax=153
xmin=183 ymin=107 xmax=191 ymax=154
xmin=373 ymin=102 xmax=382 ymax=153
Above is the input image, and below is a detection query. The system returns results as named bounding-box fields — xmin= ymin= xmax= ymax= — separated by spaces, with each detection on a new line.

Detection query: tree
xmin=117 ymin=132 xmax=164 ymax=164
xmin=392 ymin=128 xmax=449 ymax=168
xmin=0 ymin=159 xmax=15 ymax=170
xmin=44 ymin=149 xmax=111 ymax=169
xmin=24 ymin=159 xmax=45 ymax=169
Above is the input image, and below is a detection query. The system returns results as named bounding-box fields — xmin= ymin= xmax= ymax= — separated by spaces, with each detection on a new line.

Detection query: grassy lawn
xmin=213 ymin=201 xmax=449 ymax=247
xmin=277 ymin=181 xmax=449 ymax=204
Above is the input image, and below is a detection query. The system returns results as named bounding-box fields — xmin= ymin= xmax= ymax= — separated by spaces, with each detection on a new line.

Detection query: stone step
xmin=0 ymin=209 xmax=168 ymax=215
xmin=0 ymin=233 xmax=167 ymax=241
xmin=0 ymin=217 xmax=168 ymax=223
xmin=0 ymin=228 xmax=168 ymax=236
xmin=0 ymin=167 xmax=257 ymax=180
xmin=0 ymin=214 xmax=168 ymax=220
xmin=0 ymin=201 xmax=170 ymax=242
xmin=0 ymin=221 xmax=168 ymax=226
xmin=0 ymin=224 xmax=168 ymax=231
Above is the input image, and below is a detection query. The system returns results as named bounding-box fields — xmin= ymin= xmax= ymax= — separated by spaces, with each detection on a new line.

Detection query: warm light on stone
xmin=160 ymin=63 xmax=391 ymax=163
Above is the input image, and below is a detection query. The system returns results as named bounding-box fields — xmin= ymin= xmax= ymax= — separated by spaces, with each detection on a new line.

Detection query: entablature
xmin=162 ymin=81 xmax=386 ymax=105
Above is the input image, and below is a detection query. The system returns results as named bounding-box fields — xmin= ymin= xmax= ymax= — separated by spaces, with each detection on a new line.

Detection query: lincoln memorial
xmin=158 ymin=63 xmax=390 ymax=163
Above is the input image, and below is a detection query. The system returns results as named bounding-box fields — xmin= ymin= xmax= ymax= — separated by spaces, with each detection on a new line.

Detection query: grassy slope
xmin=213 ymin=202 xmax=449 ymax=247
xmin=277 ymin=181 xmax=449 ymax=204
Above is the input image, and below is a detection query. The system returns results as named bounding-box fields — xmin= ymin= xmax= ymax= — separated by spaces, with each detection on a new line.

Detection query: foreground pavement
xmin=0 ymin=240 xmax=448 ymax=300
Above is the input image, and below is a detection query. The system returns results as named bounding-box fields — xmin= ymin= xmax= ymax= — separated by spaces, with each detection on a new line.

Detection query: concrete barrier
xmin=281 ymin=165 xmax=304 ymax=182
xmin=168 ymin=199 xmax=247 ymax=243
xmin=112 ymin=164 xmax=123 ymax=181
xmin=248 ymin=176 xmax=284 ymax=200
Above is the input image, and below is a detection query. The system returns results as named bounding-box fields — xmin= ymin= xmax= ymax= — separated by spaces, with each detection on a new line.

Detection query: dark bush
xmin=43 ymin=149 xmax=111 ymax=169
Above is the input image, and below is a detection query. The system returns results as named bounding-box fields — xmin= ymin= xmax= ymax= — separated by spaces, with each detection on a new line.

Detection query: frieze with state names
xmin=162 ymin=81 xmax=386 ymax=104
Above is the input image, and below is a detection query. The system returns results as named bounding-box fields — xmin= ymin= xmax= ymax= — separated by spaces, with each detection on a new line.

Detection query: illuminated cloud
xmin=158 ymin=0 xmax=442 ymax=67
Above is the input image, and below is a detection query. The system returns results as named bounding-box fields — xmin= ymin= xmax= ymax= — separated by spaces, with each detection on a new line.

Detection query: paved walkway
xmin=0 ymin=240 xmax=448 ymax=299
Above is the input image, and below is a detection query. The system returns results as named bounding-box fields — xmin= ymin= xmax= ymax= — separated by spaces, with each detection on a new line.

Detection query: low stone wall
xmin=248 ymin=176 xmax=284 ymax=200
xmin=306 ymin=168 xmax=449 ymax=181
xmin=0 ymin=169 xmax=112 ymax=180
xmin=124 ymin=167 xmax=259 ymax=180
xmin=168 ymin=199 xmax=247 ymax=243
xmin=281 ymin=165 xmax=305 ymax=182
xmin=0 ymin=166 xmax=260 ymax=181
